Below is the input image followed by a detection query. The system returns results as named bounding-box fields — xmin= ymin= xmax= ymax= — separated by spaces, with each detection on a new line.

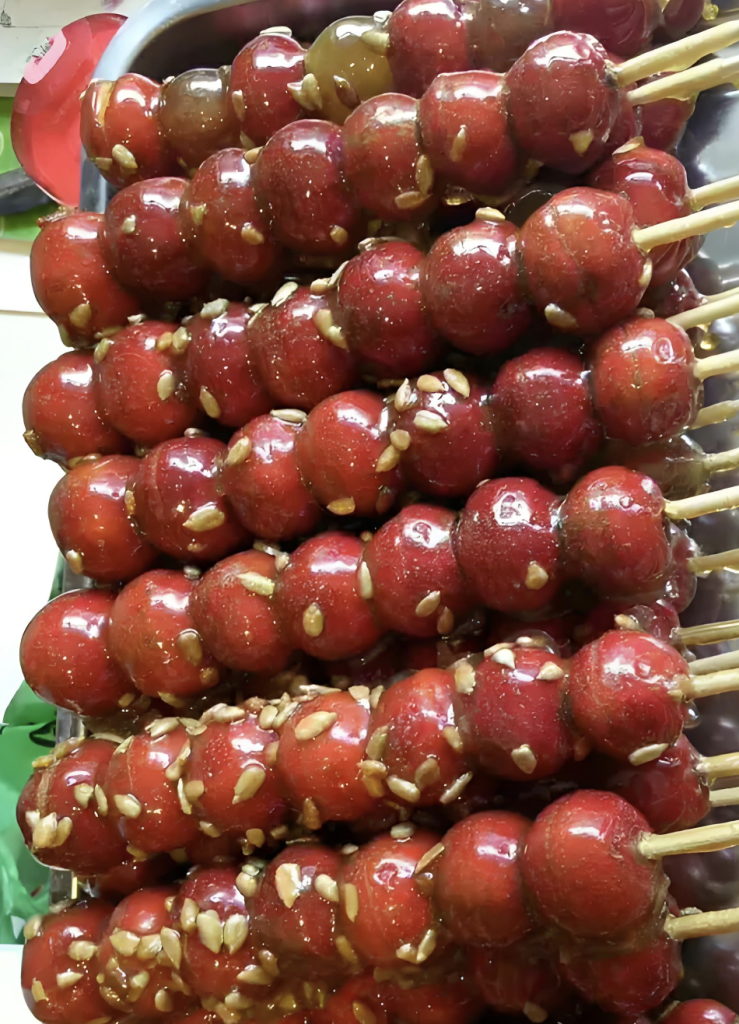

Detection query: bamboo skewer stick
xmin=704 ymin=447 xmax=739 ymax=474
xmin=634 ymin=199 xmax=739 ymax=252
xmin=680 ymin=620 xmax=739 ymax=646
xmin=639 ymin=819 xmax=739 ymax=858
xmin=616 ymin=20 xmax=739 ymax=86
xmin=692 ymin=175 xmax=739 ymax=210
xmin=709 ymin=786 xmax=739 ymax=807
xmin=680 ymin=669 xmax=739 ymax=699
xmin=691 ymin=649 xmax=739 ymax=675
xmin=694 ymin=347 xmax=739 ymax=381
xmin=664 ymin=485 xmax=739 ymax=520
xmin=698 ymin=752 xmax=739 ymax=780
xmin=665 ymin=907 xmax=739 ymax=940
xmin=688 ymin=548 xmax=739 ymax=575
xmin=693 ymin=400 xmax=739 ymax=429
xmin=628 ymin=54 xmax=739 ymax=105
xmin=670 ymin=293 xmax=739 ymax=331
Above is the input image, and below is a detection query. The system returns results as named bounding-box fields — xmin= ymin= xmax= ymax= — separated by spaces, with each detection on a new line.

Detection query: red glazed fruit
xmin=296 ymin=391 xmax=403 ymax=518
xmin=20 ymin=589 xmax=131 ymax=716
xmin=158 ymin=67 xmax=240 ymax=171
xmin=109 ymin=570 xmax=221 ymax=700
xmin=229 ymin=34 xmax=306 ymax=145
xmin=48 ymin=454 xmax=158 ymax=584
xmin=181 ymin=150 xmax=282 ymax=287
xmin=131 ymin=436 xmax=247 ymax=563
xmin=190 ymin=551 xmax=293 ymax=674
xmin=471 ymin=943 xmax=572 ymax=1017
xmin=30 ymin=211 xmax=140 ymax=346
xmin=21 ymin=900 xmax=114 ymax=1024
xmin=184 ymin=301 xmax=272 ymax=427
xmin=254 ymin=120 xmax=364 ymax=255
xmin=387 ymin=0 xmax=470 ymax=97
xmin=81 ymin=74 xmax=177 ymax=188
xmin=274 ymin=533 xmax=383 ymax=660
xmin=103 ymin=177 xmax=209 ymax=302
xmin=23 ymin=351 xmax=129 ymax=465
xmin=93 ymin=321 xmax=198 ymax=445
xmin=552 ymin=0 xmax=659 ymax=55
xmin=222 ymin=415 xmax=321 ymax=541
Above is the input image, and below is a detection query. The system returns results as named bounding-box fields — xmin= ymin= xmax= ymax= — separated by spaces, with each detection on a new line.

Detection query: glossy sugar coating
xmin=131 ymin=436 xmax=247 ymax=563
xmin=647 ymin=268 xmax=703 ymax=320
xmin=392 ymin=371 xmax=499 ymax=499
xmin=607 ymin=735 xmax=710 ymax=833
xmin=103 ymin=176 xmax=209 ymax=302
xmin=363 ymin=505 xmax=472 ymax=638
xmin=108 ymin=570 xmax=222 ymax=700
xmin=333 ymin=240 xmax=441 ymax=377
xmin=381 ymin=974 xmax=484 ymax=1024
xmin=274 ymin=533 xmax=383 ymax=661
xmin=602 ymin=435 xmax=713 ymax=503
xmin=492 ymin=347 xmax=602 ymax=484
xmin=93 ymin=320 xmax=198 ymax=445
xmin=22 ymin=351 xmax=129 ymax=465
xmin=589 ymin=317 xmax=700 ymax=446
xmin=551 ymin=0 xmax=660 ymax=55
xmin=95 ymin=853 xmax=175 ymax=899
xmin=560 ymin=466 xmax=672 ymax=602
xmin=470 ymin=943 xmax=571 ymax=1016
xmin=420 ymin=219 xmax=530 ymax=355
xmin=520 ymin=187 xmax=651 ymax=335
xmin=183 ymin=708 xmax=287 ymax=838
xmin=568 ymin=629 xmax=691 ymax=761
xmin=230 ymin=33 xmax=306 ymax=144
xmin=589 ymin=145 xmax=696 ymax=289
xmin=180 ymin=149 xmax=283 ymax=287
xmin=665 ymin=1001 xmax=739 ymax=1024
xmin=21 ymin=900 xmax=114 ymax=1024
xmin=221 ymin=416 xmax=321 ymax=542
xmin=521 ymin=790 xmax=667 ymax=941
xmin=304 ymin=16 xmax=395 ymax=125
xmin=254 ymin=120 xmax=364 ymax=255
xmin=104 ymin=724 xmax=200 ymax=855
xmin=455 ymin=478 xmax=564 ymax=614
xmin=343 ymin=94 xmax=437 ymax=222
xmin=20 ymin=589 xmax=131 ymax=717
xmin=464 ymin=0 xmax=554 ymax=73
xmin=249 ymin=288 xmax=358 ymax=410
xmin=30 ymin=212 xmax=140 ymax=346
xmin=190 ymin=550 xmax=292 ymax=673
xmin=96 ymin=885 xmax=193 ymax=1017
xmin=48 ymin=454 xmax=157 ymax=584
xmin=296 ymin=390 xmax=403 ymax=518
xmin=455 ymin=646 xmax=576 ymax=782
xmin=276 ymin=690 xmax=380 ymax=823
xmin=638 ymin=76 xmax=695 ymax=152
xmin=371 ymin=668 xmax=469 ymax=806
xmin=81 ymin=73 xmax=177 ymax=188
xmin=507 ymin=32 xmax=620 ymax=174
xmin=387 ymin=0 xmax=470 ymax=96
xmin=18 ymin=738 xmax=126 ymax=875
xmin=338 ymin=828 xmax=444 ymax=968
xmin=252 ymin=844 xmax=346 ymax=980
xmin=419 ymin=70 xmax=519 ymax=196
xmin=158 ymin=67 xmax=240 ymax=171
xmin=184 ymin=301 xmax=272 ymax=428
xmin=314 ymin=973 xmax=389 ymax=1024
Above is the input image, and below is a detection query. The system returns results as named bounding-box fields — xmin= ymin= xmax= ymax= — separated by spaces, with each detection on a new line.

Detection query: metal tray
xmin=75 ymin=0 xmax=739 ymax=1003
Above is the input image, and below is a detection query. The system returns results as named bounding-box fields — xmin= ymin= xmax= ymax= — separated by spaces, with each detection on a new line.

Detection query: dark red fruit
xmin=364 ymin=505 xmax=471 ymax=638
xmin=159 ymin=67 xmax=240 ymax=171
xmin=552 ymin=0 xmax=659 ymax=56
xmin=191 ymin=551 xmax=293 ymax=673
xmin=181 ymin=149 xmax=282 ymax=287
xmin=184 ymin=707 xmax=287 ymax=838
xmin=30 ymin=212 xmax=140 ymax=346
xmin=420 ymin=219 xmax=530 ymax=355
xmin=638 ymin=76 xmax=695 ymax=152
xmin=471 ymin=943 xmax=571 ymax=1017
xmin=297 ymin=391 xmax=403 ymax=518
xmin=455 ymin=478 xmax=563 ymax=614
xmin=81 ymin=74 xmax=177 ymax=188
xmin=387 ymin=0 xmax=470 ymax=97
xmin=48 ymin=454 xmax=157 ymax=584
xmin=333 ymin=240 xmax=440 ymax=377
xmin=103 ymin=177 xmax=209 ymax=302
xmin=664 ymin=1001 xmax=739 ymax=1024
xmin=131 ymin=436 xmax=247 ymax=563
xmin=23 ymin=351 xmax=129 ymax=465
xmin=95 ymin=854 xmax=174 ymax=899
xmin=275 ymin=533 xmax=383 ymax=660
xmin=230 ymin=34 xmax=306 ymax=145
xmin=20 ymin=589 xmax=131 ymax=716
xmin=254 ymin=120 xmax=364 ymax=255
xmin=382 ymin=975 xmax=482 ymax=1024
xmin=343 ymin=94 xmax=436 ymax=221
xmin=109 ymin=570 xmax=221 ymax=700
xmin=315 ymin=974 xmax=388 ymax=1024
xmin=222 ymin=415 xmax=321 ymax=541
xmin=93 ymin=321 xmax=198 ymax=445
xmin=249 ymin=288 xmax=358 ymax=410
